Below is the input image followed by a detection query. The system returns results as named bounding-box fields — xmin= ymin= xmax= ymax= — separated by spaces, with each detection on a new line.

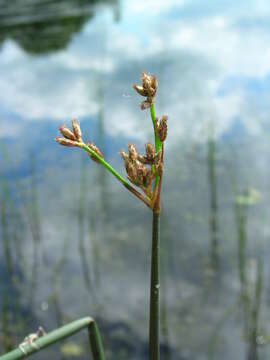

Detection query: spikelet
xmin=156 ymin=116 xmax=168 ymax=142
xmin=133 ymin=72 xmax=158 ymax=110
xmin=58 ymin=125 xmax=77 ymax=141
xmin=72 ymin=119 xmax=82 ymax=142
xmin=86 ymin=142 xmax=104 ymax=163
xmin=56 ymin=137 xmax=79 ymax=147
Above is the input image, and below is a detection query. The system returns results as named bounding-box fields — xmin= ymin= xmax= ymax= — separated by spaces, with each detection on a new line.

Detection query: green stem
xmin=150 ymin=103 xmax=162 ymax=153
xmin=149 ymin=211 xmax=160 ymax=360
xmin=150 ymin=103 xmax=162 ymax=188
xmin=0 ymin=317 xmax=105 ymax=360
xmin=80 ymin=143 xmax=152 ymax=209
xmin=81 ymin=143 xmax=128 ymax=186
xmin=88 ymin=321 xmax=105 ymax=360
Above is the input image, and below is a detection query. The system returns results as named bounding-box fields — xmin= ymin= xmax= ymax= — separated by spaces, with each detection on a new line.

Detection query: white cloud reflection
xmin=0 ymin=0 xmax=269 ymax=142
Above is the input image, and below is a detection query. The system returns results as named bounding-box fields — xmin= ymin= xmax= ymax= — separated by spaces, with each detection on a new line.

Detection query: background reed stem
xmin=0 ymin=317 xmax=105 ymax=360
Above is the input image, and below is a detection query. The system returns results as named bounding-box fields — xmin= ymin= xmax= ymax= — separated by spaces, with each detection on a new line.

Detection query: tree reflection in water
xmin=0 ymin=0 xmax=119 ymax=54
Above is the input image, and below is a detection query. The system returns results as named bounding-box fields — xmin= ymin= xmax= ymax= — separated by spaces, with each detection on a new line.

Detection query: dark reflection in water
xmin=0 ymin=0 xmax=119 ymax=54
xmin=1 ymin=0 xmax=270 ymax=359
xmin=235 ymin=189 xmax=263 ymax=360
xmin=0 ymin=168 xmax=36 ymax=352
xmin=207 ymin=125 xmax=220 ymax=271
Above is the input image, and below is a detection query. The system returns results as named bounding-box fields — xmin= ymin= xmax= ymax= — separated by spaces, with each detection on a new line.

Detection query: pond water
xmin=1 ymin=0 xmax=270 ymax=359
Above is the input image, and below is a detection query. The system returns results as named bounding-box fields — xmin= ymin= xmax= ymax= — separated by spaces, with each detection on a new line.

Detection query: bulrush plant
xmin=56 ymin=72 xmax=168 ymax=360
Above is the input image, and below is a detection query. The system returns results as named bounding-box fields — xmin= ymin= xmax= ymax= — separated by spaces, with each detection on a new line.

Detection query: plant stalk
xmin=150 ymin=103 xmax=162 ymax=188
xmin=81 ymin=143 xmax=152 ymax=209
xmin=149 ymin=211 xmax=160 ymax=360
xmin=150 ymin=103 xmax=162 ymax=153
xmin=0 ymin=317 xmax=105 ymax=360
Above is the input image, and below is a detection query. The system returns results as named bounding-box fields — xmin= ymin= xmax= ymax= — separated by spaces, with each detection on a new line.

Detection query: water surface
xmin=1 ymin=1 xmax=270 ymax=359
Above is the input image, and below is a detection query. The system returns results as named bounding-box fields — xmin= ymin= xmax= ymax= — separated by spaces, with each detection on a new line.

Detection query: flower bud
xmin=148 ymin=87 xmax=156 ymax=97
xmin=128 ymin=144 xmax=138 ymax=161
xmin=56 ymin=137 xmax=79 ymax=147
xmin=72 ymin=119 xmax=82 ymax=142
xmin=133 ymin=85 xmax=147 ymax=97
xmin=120 ymin=150 xmax=129 ymax=162
xmin=87 ymin=142 xmax=104 ymax=163
xmin=144 ymin=168 xmax=155 ymax=187
xmin=136 ymin=162 xmax=147 ymax=186
xmin=141 ymin=100 xmax=151 ymax=110
xmin=154 ymin=149 xmax=162 ymax=164
xmin=126 ymin=162 xmax=138 ymax=184
xmin=58 ymin=125 xmax=77 ymax=141
xmin=145 ymin=143 xmax=155 ymax=162
xmin=151 ymin=76 xmax=158 ymax=91
xmin=133 ymin=72 xmax=158 ymax=110
xmin=137 ymin=154 xmax=147 ymax=164
xmin=141 ymin=72 xmax=152 ymax=89
xmin=157 ymin=115 xmax=168 ymax=142
xmin=155 ymin=162 xmax=163 ymax=176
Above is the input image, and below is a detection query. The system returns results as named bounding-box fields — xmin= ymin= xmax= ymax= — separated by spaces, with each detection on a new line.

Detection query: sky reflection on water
xmin=1 ymin=0 xmax=270 ymax=359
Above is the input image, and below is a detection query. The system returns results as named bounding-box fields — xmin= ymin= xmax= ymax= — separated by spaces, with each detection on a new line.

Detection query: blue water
xmin=1 ymin=1 xmax=270 ymax=359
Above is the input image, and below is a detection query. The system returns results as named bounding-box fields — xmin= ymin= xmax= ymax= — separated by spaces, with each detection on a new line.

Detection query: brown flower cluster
xmin=56 ymin=119 xmax=104 ymax=162
xmin=120 ymin=143 xmax=162 ymax=198
xmin=56 ymin=72 xmax=167 ymax=210
xmin=133 ymin=72 xmax=158 ymax=110
xmin=56 ymin=119 xmax=83 ymax=147
xmin=156 ymin=115 xmax=168 ymax=142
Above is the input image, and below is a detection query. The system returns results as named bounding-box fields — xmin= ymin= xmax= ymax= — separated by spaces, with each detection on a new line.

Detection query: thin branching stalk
xmin=80 ymin=143 xmax=152 ymax=209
